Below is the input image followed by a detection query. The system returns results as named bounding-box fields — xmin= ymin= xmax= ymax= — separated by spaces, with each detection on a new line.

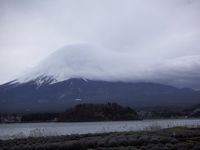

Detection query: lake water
xmin=0 ymin=119 xmax=199 ymax=140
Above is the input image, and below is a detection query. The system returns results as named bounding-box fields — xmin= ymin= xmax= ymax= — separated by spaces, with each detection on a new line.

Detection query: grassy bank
xmin=1 ymin=127 xmax=200 ymax=150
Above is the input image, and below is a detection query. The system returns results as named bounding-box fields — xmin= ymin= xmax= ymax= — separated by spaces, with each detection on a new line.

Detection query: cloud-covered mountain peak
xmin=16 ymin=44 xmax=121 ymax=84
xmin=11 ymin=44 xmax=200 ymax=89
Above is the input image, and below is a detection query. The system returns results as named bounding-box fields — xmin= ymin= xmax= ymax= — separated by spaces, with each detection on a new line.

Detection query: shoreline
xmin=1 ymin=127 xmax=200 ymax=150
xmin=1 ymin=118 xmax=200 ymax=141
xmin=0 ymin=117 xmax=199 ymax=124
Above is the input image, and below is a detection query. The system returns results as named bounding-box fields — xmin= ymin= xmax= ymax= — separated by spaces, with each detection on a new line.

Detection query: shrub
xmin=107 ymin=138 xmax=120 ymax=147
xmin=150 ymin=136 xmax=160 ymax=144
xmin=192 ymin=144 xmax=200 ymax=150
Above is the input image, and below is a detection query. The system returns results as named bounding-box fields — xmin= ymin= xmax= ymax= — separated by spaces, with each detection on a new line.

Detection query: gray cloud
xmin=0 ymin=0 xmax=200 ymax=89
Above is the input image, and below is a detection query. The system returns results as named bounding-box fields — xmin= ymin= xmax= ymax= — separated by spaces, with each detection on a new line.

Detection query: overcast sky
xmin=0 ymin=0 xmax=200 ymax=88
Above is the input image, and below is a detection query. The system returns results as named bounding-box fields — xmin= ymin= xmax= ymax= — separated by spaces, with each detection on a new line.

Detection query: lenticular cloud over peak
xmin=16 ymin=43 xmax=200 ymax=89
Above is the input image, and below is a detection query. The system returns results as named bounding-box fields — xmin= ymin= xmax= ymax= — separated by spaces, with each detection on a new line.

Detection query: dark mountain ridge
xmin=0 ymin=78 xmax=199 ymax=113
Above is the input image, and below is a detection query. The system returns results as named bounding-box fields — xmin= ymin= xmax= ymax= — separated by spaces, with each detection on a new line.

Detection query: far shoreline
xmin=0 ymin=117 xmax=199 ymax=124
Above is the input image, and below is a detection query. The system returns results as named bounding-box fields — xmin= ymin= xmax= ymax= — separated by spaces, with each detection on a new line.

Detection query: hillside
xmin=59 ymin=103 xmax=139 ymax=122
xmin=0 ymin=78 xmax=199 ymax=113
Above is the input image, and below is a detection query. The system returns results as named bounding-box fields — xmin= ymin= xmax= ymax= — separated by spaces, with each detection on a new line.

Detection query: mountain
xmin=0 ymin=44 xmax=199 ymax=113
xmin=15 ymin=44 xmax=120 ymax=84
xmin=0 ymin=77 xmax=199 ymax=113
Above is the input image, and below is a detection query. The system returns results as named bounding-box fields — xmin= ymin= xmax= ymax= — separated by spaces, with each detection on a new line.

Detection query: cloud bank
xmin=0 ymin=0 xmax=200 ymax=88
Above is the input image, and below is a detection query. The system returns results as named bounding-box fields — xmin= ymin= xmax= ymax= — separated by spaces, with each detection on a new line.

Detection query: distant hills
xmin=0 ymin=78 xmax=199 ymax=113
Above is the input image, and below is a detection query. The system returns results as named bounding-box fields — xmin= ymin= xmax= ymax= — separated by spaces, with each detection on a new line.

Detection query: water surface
xmin=0 ymin=119 xmax=199 ymax=140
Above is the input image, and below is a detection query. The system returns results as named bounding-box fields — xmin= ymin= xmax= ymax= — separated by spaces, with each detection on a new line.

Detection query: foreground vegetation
xmin=1 ymin=127 xmax=200 ymax=150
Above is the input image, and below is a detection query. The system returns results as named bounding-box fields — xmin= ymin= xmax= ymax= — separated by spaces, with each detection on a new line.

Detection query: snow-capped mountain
xmin=0 ymin=44 xmax=200 ymax=113
xmin=8 ymin=44 xmax=200 ymax=89
xmin=15 ymin=44 xmax=128 ymax=85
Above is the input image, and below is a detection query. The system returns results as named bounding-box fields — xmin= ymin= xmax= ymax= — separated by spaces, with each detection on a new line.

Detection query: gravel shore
xmin=1 ymin=127 xmax=200 ymax=150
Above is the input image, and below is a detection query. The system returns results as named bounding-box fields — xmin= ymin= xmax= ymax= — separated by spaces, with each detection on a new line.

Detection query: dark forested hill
xmin=59 ymin=103 xmax=139 ymax=122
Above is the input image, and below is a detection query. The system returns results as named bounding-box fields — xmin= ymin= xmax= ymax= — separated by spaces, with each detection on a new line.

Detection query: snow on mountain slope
xmin=8 ymin=43 xmax=200 ymax=89
xmin=14 ymin=44 xmax=139 ymax=85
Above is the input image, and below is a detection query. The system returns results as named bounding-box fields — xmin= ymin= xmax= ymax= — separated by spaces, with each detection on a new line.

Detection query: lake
xmin=0 ymin=119 xmax=199 ymax=140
